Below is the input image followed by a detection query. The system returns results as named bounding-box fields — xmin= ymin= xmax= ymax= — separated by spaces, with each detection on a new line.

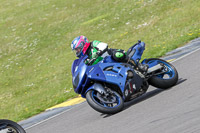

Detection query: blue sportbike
xmin=71 ymin=42 xmax=178 ymax=114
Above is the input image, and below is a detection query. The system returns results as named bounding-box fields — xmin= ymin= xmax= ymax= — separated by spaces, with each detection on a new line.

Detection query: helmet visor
xmin=71 ymin=40 xmax=84 ymax=57
xmin=73 ymin=47 xmax=83 ymax=57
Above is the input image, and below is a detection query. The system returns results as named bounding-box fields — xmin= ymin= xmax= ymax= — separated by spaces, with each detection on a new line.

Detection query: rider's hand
xmin=88 ymin=58 xmax=96 ymax=65
xmin=85 ymin=58 xmax=90 ymax=64
xmin=92 ymin=50 xmax=102 ymax=58
xmin=85 ymin=58 xmax=96 ymax=65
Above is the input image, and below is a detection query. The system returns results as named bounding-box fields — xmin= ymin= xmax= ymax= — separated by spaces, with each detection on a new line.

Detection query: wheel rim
xmin=0 ymin=125 xmax=19 ymax=133
xmin=156 ymin=60 xmax=175 ymax=79
xmin=91 ymin=90 xmax=121 ymax=108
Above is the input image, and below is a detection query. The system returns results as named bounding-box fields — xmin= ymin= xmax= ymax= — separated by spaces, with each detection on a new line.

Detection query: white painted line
xmin=171 ymin=47 xmax=200 ymax=63
xmin=24 ymin=102 xmax=85 ymax=130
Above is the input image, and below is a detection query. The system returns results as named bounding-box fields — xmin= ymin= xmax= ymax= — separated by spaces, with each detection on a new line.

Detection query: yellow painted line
xmin=166 ymin=59 xmax=176 ymax=62
xmin=46 ymin=95 xmax=86 ymax=111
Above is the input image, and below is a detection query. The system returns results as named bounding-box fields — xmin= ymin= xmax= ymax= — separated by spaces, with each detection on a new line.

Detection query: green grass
xmin=0 ymin=0 xmax=199 ymax=121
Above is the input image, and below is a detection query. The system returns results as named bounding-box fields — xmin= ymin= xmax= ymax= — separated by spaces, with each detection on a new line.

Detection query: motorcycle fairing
xmin=72 ymin=55 xmax=88 ymax=93
xmin=71 ymin=55 xmax=87 ymax=76
xmin=124 ymin=73 xmax=143 ymax=101
xmin=127 ymin=42 xmax=145 ymax=62
xmin=86 ymin=65 xmax=106 ymax=82
xmin=99 ymin=63 xmax=131 ymax=92
xmin=102 ymin=55 xmax=116 ymax=63
xmin=86 ymin=62 xmax=143 ymax=100
xmin=71 ymin=59 xmax=79 ymax=76
xmin=72 ymin=55 xmax=143 ymax=100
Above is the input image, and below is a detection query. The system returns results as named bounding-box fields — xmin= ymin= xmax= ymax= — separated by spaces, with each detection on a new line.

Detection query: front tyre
xmin=0 ymin=119 xmax=26 ymax=133
xmin=86 ymin=90 xmax=124 ymax=114
xmin=146 ymin=58 xmax=178 ymax=89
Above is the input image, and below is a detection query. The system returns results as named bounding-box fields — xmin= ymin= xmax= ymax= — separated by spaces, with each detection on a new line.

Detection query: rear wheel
xmin=86 ymin=90 xmax=124 ymax=114
xmin=146 ymin=58 xmax=178 ymax=89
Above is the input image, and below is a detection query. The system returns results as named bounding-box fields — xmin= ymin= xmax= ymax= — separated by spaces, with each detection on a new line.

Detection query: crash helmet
xmin=71 ymin=36 xmax=90 ymax=57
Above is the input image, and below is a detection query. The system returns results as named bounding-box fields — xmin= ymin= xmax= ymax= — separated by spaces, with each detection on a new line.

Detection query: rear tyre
xmin=146 ymin=58 xmax=178 ymax=89
xmin=0 ymin=119 xmax=26 ymax=133
xmin=86 ymin=90 xmax=124 ymax=114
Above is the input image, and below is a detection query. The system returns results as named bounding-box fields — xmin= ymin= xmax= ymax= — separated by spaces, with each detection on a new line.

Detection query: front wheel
xmin=0 ymin=119 xmax=26 ymax=133
xmin=145 ymin=58 xmax=178 ymax=89
xmin=86 ymin=90 xmax=124 ymax=114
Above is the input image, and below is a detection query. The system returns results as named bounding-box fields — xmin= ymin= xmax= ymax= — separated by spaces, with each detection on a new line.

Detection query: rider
xmin=71 ymin=35 xmax=148 ymax=73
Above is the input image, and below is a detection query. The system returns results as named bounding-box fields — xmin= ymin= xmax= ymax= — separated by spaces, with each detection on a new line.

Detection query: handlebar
xmin=87 ymin=58 xmax=96 ymax=65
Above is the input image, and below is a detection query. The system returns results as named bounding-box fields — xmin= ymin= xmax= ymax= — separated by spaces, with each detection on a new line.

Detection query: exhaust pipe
xmin=147 ymin=64 xmax=163 ymax=74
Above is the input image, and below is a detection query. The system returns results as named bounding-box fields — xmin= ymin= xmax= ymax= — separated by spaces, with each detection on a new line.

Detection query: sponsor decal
xmin=125 ymin=89 xmax=129 ymax=96
xmin=89 ymin=67 xmax=94 ymax=73
xmin=128 ymin=83 xmax=136 ymax=94
xmin=75 ymin=66 xmax=78 ymax=72
xmin=106 ymin=74 xmax=117 ymax=77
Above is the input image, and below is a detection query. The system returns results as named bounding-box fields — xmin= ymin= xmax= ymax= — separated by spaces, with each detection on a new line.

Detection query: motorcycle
xmin=0 ymin=119 xmax=26 ymax=133
xmin=71 ymin=41 xmax=178 ymax=114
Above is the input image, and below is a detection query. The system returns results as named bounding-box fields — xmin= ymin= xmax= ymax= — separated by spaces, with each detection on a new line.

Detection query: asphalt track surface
xmin=26 ymin=48 xmax=200 ymax=133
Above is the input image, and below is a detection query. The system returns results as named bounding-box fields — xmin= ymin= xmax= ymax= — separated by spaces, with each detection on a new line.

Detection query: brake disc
xmin=96 ymin=92 xmax=117 ymax=104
